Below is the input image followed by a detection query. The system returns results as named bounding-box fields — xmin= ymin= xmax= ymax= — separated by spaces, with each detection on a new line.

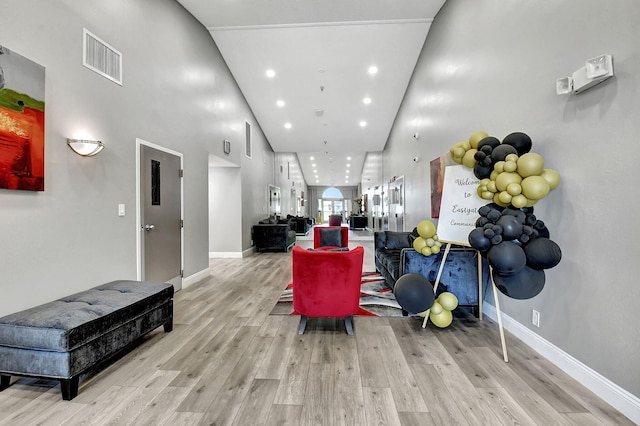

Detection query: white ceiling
xmin=178 ymin=0 xmax=446 ymax=187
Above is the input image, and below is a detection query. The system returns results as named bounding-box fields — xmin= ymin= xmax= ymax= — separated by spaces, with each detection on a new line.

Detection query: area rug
xmin=270 ymin=272 xmax=405 ymax=317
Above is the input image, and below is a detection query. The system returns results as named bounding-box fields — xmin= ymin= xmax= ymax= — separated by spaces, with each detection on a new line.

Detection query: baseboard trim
xmin=482 ymin=302 xmax=640 ymax=424
xmin=209 ymin=251 xmax=243 ymax=259
xmin=182 ymin=267 xmax=210 ymax=290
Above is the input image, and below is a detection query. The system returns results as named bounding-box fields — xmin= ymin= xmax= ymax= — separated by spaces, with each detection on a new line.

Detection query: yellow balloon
xmin=425 ymin=238 xmax=435 ymax=247
xmin=452 ymin=147 xmax=465 ymax=158
xmin=438 ymin=292 xmax=459 ymax=310
xmin=417 ymin=220 xmax=437 ymax=238
xmin=505 ymin=153 xmax=519 ymax=162
xmin=498 ymin=191 xmax=512 ymax=204
xmin=487 ymin=181 xmax=497 ymax=193
xmin=540 ymin=168 xmax=561 ymax=190
xmin=421 ymin=246 xmax=433 ymax=256
xmin=430 ymin=301 xmax=443 ymax=315
xmin=413 ymin=236 xmax=427 ymax=252
xmin=495 ymin=172 xmax=522 ymax=192
xmin=462 ymin=148 xmax=478 ymax=168
xmin=430 ymin=309 xmax=453 ymax=328
xmin=418 ymin=310 xmax=428 ymax=318
xmin=468 ymin=131 xmax=489 ymax=148
xmin=504 ymin=160 xmax=517 ymax=173
xmin=506 ymin=182 xmax=522 ymax=196
xmin=517 ymin=152 xmax=545 ymax=177
xmin=493 ymin=194 xmax=509 ymax=207
xmin=490 ymin=170 xmax=499 ymax=181
xmin=521 ymin=175 xmax=550 ymax=200
xmin=494 ymin=161 xmax=505 ymax=173
xmin=511 ymin=194 xmax=528 ymax=208
xmin=431 ymin=245 xmax=441 ymax=254
xmin=481 ymin=191 xmax=494 ymax=200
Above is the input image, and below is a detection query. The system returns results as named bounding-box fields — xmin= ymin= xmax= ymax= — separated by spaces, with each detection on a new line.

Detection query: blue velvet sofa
xmin=401 ymin=248 xmax=490 ymax=315
xmin=375 ymin=230 xmax=489 ymax=315
xmin=0 ymin=280 xmax=173 ymax=400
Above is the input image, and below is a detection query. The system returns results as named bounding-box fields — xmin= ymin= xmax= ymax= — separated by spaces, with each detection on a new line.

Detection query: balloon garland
xmin=450 ymin=131 xmax=562 ymax=299
xmin=412 ymin=219 xmax=443 ymax=256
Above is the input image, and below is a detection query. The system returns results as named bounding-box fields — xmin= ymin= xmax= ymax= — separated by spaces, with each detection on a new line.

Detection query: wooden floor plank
xmin=362 ymin=387 xmax=403 ymax=426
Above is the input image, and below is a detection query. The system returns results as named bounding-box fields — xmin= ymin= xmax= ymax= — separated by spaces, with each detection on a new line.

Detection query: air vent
xmin=83 ymin=28 xmax=122 ymax=85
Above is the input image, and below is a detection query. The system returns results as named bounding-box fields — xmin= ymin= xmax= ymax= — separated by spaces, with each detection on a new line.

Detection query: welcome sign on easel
xmin=430 ymin=164 xmax=510 ymax=362
xmin=436 ymin=165 xmax=484 ymax=246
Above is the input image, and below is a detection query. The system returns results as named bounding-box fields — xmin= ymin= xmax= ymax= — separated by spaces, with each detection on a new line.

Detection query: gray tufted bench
xmin=0 ymin=280 xmax=173 ymax=400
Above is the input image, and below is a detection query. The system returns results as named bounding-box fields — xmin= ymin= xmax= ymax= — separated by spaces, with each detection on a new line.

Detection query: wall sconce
xmin=556 ymin=54 xmax=614 ymax=95
xmin=67 ymin=139 xmax=104 ymax=156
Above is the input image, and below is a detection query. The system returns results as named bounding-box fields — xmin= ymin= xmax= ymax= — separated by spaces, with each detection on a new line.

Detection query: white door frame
xmin=135 ymin=138 xmax=184 ymax=284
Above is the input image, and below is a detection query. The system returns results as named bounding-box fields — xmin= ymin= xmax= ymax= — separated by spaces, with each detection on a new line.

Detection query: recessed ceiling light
xmin=346 ymin=163 xmax=351 ymax=167
xmin=284 ymin=122 xmax=292 ymax=129
xmin=312 ymin=163 xmax=316 ymax=167
xmin=363 ymin=97 xmax=372 ymax=104
xmin=346 ymin=170 xmax=350 ymax=174
xmin=316 ymin=180 xmax=319 ymax=183
xmin=368 ymin=66 xmax=378 ymax=75
xmin=310 ymin=156 xmax=315 ymax=160
xmin=266 ymin=69 xmax=276 ymax=78
xmin=347 ymin=157 xmax=351 ymax=160
xmin=276 ymin=99 xmax=285 ymax=107
xmin=359 ymin=121 xmax=367 ymax=127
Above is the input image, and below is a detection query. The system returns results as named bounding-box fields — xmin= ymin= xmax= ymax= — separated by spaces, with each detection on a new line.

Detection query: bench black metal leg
xmin=60 ymin=376 xmax=79 ymax=400
xmin=0 ymin=375 xmax=10 ymax=391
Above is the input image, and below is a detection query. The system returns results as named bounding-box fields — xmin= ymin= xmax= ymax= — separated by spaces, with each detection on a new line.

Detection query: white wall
xmin=0 ymin=0 xmax=271 ymax=314
xmin=380 ymin=0 xmax=640 ymax=399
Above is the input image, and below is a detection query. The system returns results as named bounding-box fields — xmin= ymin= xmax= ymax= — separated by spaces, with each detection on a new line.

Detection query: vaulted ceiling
xmin=178 ymin=0 xmax=446 ymax=187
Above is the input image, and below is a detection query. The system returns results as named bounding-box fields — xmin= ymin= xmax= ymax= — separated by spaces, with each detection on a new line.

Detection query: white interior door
xmin=138 ymin=142 xmax=183 ymax=291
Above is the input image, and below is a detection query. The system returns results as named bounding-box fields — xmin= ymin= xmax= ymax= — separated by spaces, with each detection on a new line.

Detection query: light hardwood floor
xmin=0 ymin=252 xmax=634 ymax=425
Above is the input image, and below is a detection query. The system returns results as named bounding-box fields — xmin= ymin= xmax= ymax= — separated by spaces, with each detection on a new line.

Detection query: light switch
xmin=118 ymin=204 xmax=126 ymax=217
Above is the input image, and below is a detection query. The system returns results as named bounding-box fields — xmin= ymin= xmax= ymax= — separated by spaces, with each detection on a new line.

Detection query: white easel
xmin=420 ymin=242 xmax=509 ymax=363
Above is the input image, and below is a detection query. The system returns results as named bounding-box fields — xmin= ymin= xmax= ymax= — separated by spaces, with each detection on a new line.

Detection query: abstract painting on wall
xmin=429 ymin=153 xmax=453 ymax=218
xmin=0 ymin=44 xmax=45 ymax=191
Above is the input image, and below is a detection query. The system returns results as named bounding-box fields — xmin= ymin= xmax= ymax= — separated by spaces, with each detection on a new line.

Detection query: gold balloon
xmin=430 ymin=309 xmax=453 ymax=328
xmin=540 ymin=168 xmax=561 ymax=190
xmin=413 ymin=236 xmax=427 ymax=252
xmin=496 ymin=172 xmax=523 ymax=192
xmin=506 ymin=182 xmax=522 ymax=196
xmin=430 ymin=301 xmax=444 ymax=315
xmin=462 ymin=148 xmax=478 ymax=168
xmin=517 ymin=152 xmax=545 ymax=177
xmin=431 ymin=245 xmax=441 ymax=254
xmin=494 ymin=161 xmax=505 ymax=173
xmin=498 ymin=191 xmax=512 ymax=204
xmin=421 ymin=246 xmax=433 ymax=256
xmin=417 ymin=220 xmax=437 ymax=238
xmin=468 ymin=131 xmax=489 ymax=148
xmin=438 ymin=292 xmax=459 ymax=310
xmin=521 ymin=175 xmax=550 ymax=200
xmin=511 ymin=194 xmax=528 ymax=208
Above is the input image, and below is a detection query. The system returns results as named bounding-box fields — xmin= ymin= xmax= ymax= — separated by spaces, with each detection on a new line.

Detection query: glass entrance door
xmin=321 ymin=199 xmax=344 ymax=223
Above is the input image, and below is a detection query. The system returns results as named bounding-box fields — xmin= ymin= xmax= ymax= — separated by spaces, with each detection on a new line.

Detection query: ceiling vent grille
xmin=83 ymin=28 xmax=122 ymax=85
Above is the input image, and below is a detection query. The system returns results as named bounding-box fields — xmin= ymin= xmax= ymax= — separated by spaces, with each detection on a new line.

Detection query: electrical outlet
xmin=532 ymin=309 xmax=540 ymax=327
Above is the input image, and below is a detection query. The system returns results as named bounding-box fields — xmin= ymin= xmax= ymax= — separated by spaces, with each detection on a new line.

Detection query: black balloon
xmin=394 ymin=273 xmax=436 ymax=313
xmin=487 ymin=241 xmax=526 ymax=276
xmin=474 ymin=163 xmax=493 ymax=179
xmin=524 ymin=238 xmax=562 ymax=269
xmin=502 ymin=132 xmax=532 ymax=156
xmin=497 ymin=215 xmax=522 ymax=241
xmin=469 ymin=227 xmax=491 ymax=252
xmin=492 ymin=266 xmax=546 ymax=299
xmin=477 ymin=136 xmax=500 ymax=150
xmin=491 ymin=144 xmax=518 ymax=162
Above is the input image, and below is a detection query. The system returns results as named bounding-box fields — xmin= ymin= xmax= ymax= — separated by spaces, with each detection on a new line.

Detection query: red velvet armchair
xmin=313 ymin=226 xmax=349 ymax=250
xmin=292 ymin=245 xmax=364 ymax=335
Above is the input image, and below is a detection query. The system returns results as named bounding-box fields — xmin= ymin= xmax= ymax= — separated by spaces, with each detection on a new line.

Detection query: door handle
xmin=144 ymin=224 xmax=155 ymax=231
